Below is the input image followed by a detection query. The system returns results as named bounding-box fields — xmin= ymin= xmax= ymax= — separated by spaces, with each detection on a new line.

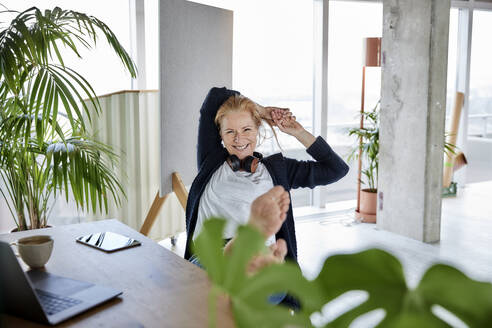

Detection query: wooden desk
xmin=0 ymin=219 xmax=234 ymax=327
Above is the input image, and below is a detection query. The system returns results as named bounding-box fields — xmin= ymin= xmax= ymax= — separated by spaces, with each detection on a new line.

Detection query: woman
xmin=185 ymin=87 xmax=349 ymax=266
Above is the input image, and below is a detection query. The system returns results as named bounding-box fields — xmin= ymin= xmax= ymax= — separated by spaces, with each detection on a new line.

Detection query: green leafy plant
xmin=444 ymin=132 xmax=458 ymax=158
xmin=195 ymin=218 xmax=492 ymax=328
xmin=347 ymin=102 xmax=458 ymax=193
xmin=0 ymin=6 xmax=136 ymax=230
xmin=348 ymin=101 xmax=379 ymax=192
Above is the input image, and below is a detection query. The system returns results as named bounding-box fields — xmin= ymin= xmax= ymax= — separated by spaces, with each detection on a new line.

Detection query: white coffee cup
xmin=11 ymin=235 xmax=54 ymax=268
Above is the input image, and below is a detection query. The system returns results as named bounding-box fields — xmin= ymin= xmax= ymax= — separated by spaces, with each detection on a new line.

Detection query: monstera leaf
xmin=194 ymin=218 xmax=492 ymax=328
xmin=193 ymin=218 xmax=314 ymax=327
xmin=416 ymin=264 xmax=492 ymax=327
xmin=308 ymin=250 xmax=492 ymax=327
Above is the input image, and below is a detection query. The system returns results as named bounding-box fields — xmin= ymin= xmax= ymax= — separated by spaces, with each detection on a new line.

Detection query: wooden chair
xmin=140 ymin=173 xmax=188 ymax=246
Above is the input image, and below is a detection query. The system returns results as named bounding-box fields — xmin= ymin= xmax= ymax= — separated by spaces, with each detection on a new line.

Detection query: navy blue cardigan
xmin=184 ymin=87 xmax=349 ymax=262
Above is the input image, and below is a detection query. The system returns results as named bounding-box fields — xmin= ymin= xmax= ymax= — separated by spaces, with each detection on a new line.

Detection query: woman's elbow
xmin=328 ymin=160 xmax=349 ymax=184
xmin=312 ymin=162 xmax=350 ymax=187
xmin=340 ymin=161 xmax=350 ymax=178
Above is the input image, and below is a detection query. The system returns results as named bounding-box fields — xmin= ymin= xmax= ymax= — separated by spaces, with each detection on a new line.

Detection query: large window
xmin=319 ymin=1 xmax=383 ymax=204
xmin=327 ymin=1 xmax=383 ymax=147
xmin=446 ymin=9 xmax=459 ymax=117
xmin=144 ymin=0 xmax=159 ymax=90
xmin=448 ymin=5 xmax=492 ymax=184
xmin=468 ymin=10 xmax=492 ymax=137
xmin=231 ymin=0 xmax=314 ymax=154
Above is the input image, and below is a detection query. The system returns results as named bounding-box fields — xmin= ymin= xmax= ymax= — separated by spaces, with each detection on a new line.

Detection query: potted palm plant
xmin=0 ymin=6 xmax=137 ymax=230
xmin=348 ymin=101 xmax=379 ymax=222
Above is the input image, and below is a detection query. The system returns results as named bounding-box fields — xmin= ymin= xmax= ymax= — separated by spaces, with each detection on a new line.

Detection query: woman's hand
xmin=256 ymin=105 xmax=288 ymax=125
xmin=271 ymin=108 xmax=304 ymax=137
xmin=272 ymin=108 xmax=316 ymax=148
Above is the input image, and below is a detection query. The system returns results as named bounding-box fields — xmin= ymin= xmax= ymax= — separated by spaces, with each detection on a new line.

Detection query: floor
xmin=297 ymin=181 xmax=492 ymax=285
xmin=160 ymin=181 xmax=492 ymax=327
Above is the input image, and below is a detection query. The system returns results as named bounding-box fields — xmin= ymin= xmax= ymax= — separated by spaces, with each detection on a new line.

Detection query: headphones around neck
xmin=226 ymin=152 xmax=263 ymax=173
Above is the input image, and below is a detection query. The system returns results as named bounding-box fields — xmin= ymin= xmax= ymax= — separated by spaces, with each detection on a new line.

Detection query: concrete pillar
xmin=378 ymin=0 xmax=450 ymax=242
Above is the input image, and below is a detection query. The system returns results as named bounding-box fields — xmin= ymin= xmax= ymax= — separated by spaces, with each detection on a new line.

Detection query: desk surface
xmin=0 ymin=219 xmax=234 ymax=327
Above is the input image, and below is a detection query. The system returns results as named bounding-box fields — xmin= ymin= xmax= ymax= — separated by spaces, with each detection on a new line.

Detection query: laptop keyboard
xmin=36 ymin=289 xmax=83 ymax=315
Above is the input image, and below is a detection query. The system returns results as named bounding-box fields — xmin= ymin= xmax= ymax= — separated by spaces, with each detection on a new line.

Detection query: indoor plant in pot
xmin=348 ymin=101 xmax=379 ymax=222
xmin=347 ymin=101 xmax=458 ymax=223
xmin=0 ymin=6 xmax=137 ymax=230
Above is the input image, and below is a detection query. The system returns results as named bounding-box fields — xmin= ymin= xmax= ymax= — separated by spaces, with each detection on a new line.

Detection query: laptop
xmin=0 ymin=241 xmax=122 ymax=325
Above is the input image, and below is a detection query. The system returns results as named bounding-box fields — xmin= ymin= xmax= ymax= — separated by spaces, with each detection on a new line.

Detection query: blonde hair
xmin=215 ymin=94 xmax=280 ymax=149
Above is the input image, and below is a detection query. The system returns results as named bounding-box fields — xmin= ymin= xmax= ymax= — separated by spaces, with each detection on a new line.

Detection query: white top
xmin=193 ymin=161 xmax=276 ymax=246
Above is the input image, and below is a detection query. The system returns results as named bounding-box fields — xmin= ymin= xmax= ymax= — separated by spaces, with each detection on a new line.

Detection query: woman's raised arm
xmin=271 ymin=109 xmax=349 ymax=189
xmin=197 ymin=87 xmax=239 ymax=169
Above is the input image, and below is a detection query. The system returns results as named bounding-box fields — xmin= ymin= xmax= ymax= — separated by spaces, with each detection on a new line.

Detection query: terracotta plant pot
xmin=355 ymin=189 xmax=377 ymax=223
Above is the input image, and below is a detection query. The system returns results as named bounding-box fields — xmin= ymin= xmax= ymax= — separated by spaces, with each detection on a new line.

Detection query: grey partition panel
xmin=159 ymin=0 xmax=233 ymax=195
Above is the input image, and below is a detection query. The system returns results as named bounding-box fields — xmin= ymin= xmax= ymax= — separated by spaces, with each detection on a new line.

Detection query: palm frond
xmin=347 ymin=101 xmax=380 ymax=190
xmin=45 ymin=136 xmax=124 ymax=213
xmin=0 ymin=6 xmax=137 ymax=137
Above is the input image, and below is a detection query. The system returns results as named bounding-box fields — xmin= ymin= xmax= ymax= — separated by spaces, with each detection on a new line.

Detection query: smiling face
xmin=219 ymin=110 xmax=259 ymax=160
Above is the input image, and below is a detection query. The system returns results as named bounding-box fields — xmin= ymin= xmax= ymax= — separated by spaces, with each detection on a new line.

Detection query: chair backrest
xmin=139 ymin=172 xmax=188 ymax=236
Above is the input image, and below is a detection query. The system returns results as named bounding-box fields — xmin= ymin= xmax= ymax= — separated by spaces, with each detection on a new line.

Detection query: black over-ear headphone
xmin=226 ymin=152 xmax=263 ymax=173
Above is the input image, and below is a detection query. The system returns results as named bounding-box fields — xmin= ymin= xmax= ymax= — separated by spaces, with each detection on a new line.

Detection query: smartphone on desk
xmin=76 ymin=231 xmax=141 ymax=252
